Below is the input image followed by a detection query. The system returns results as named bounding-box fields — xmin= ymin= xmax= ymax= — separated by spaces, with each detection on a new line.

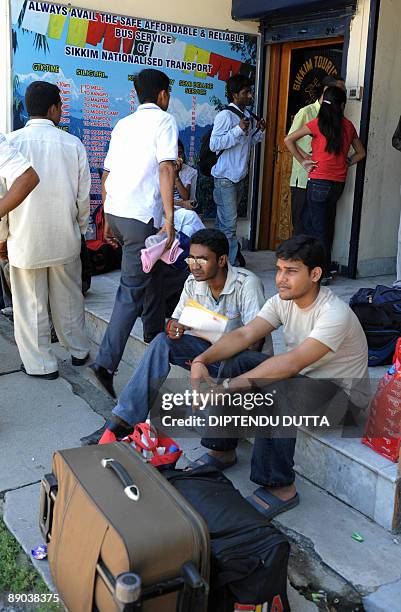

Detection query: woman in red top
xmin=285 ymin=86 xmax=365 ymax=283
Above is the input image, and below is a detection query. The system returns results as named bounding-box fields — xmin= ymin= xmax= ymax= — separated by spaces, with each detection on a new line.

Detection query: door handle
xmin=273 ymin=145 xmax=282 ymax=163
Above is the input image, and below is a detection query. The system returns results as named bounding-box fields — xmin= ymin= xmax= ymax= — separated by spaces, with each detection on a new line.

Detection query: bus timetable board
xmin=11 ymin=0 xmax=259 ymax=225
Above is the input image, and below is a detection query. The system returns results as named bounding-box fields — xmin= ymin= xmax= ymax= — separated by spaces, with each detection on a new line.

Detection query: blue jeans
xmin=302 ymin=179 xmax=344 ymax=271
xmin=96 ymin=214 xmax=160 ymax=372
xmin=214 ymin=178 xmax=245 ymax=265
xmin=112 ymin=333 xmax=308 ymax=488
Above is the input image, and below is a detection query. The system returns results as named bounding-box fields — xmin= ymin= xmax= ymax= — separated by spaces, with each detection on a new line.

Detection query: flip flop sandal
xmin=246 ymin=487 xmax=300 ymax=520
xmin=188 ymin=452 xmax=237 ymax=471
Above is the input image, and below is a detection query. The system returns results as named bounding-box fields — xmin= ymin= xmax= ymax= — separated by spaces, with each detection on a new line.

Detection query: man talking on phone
xmin=210 ymin=74 xmax=266 ymax=266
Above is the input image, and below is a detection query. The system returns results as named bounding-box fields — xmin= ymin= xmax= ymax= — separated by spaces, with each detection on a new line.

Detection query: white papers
xmin=22 ymin=5 xmax=50 ymax=35
xmin=178 ymin=299 xmax=228 ymax=344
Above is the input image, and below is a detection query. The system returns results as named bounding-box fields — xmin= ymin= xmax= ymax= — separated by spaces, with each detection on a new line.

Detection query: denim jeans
xmin=214 ymin=177 xmax=245 ymax=265
xmin=96 ymin=214 xmax=159 ymax=373
xmin=290 ymin=186 xmax=307 ymax=235
xmin=203 ymin=372 xmax=349 ymax=488
xmin=302 ymin=179 xmax=345 ymax=270
xmin=112 ymin=335 xmax=349 ymax=488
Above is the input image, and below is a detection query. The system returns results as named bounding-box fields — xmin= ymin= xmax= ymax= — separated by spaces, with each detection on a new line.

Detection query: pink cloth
xmin=141 ymin=238 xmax=183 ymax=273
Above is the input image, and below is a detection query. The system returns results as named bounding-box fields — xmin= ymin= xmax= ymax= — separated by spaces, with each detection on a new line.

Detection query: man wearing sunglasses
xmin=81 ymin=228 xmax=269 ymax=445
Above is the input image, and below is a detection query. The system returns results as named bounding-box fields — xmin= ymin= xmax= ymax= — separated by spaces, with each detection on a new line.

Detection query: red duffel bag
xmin=362 ymin=337 xmax=401 ymax=462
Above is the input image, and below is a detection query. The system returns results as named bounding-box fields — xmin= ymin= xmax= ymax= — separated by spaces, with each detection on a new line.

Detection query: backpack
xmin=166 ymin=466 xmax=290 ymax=612
xmin=86 ymin=204 xmax=122 ymax=275
xmin=350 ymin=285 xmax=401 ymax=365
xmin=199 ymin=106 xmax=257 ymax=177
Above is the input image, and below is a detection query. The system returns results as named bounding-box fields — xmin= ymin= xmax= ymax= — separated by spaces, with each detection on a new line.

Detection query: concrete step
xmin=84 ymin=271 xmax=401 ymax=535
xmin=180 ymin=439 xmax=401 ymax=609
xmin=295 ymin=428 xmax=401 ymax=533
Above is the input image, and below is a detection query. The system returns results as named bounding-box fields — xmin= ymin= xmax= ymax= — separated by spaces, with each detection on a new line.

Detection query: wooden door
xmin=259 ymin=38 xmax=344 ymax=250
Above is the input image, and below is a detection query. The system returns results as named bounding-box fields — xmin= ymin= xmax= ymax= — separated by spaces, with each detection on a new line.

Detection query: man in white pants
xmin=6 ymin=81 xmax=91 ymax=378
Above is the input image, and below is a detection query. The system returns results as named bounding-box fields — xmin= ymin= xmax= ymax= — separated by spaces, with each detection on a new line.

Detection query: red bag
xmin=86 ymin=204 xmax=122 ymax=275
xmin=127 ymin=423 xmax=182 ymax=469
xmin=362 ymin=337 xmax=401 ymax=462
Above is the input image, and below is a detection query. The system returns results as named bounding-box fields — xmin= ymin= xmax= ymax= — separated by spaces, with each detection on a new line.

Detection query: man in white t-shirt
xmin=90 ymin=69 xmax=178 ymax=398
xmin=190 ymin=235 xmax=369 ymax=519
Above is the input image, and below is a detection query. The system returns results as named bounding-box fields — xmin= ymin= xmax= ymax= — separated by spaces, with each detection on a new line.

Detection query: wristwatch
xmin=222 ymin=378 xmax=231 ymax=390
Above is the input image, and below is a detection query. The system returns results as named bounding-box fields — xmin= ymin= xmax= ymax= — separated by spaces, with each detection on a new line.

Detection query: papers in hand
xmin=178 ymin=299 xmax=228 ymax=344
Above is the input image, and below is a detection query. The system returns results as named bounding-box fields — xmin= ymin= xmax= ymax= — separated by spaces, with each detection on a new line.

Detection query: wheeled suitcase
xmin=39 ymin=443 xmax=210 ymax=611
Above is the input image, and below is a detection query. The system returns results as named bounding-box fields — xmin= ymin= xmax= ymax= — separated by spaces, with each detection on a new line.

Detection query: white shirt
xmin=258 ymin=287 xmax=370 ymax=406
xmin=210 ymin=104 xmax=264 ymax=183
xmin=176 ymin=163 xmax=198 ymax=200
xmin=172 ymin=207 xmax=204 ymax=236
xmin=173 ymin=264 xmax=265 ymax=330
xmin=0 ymin=133 xmax=31 ymax=185
xmin=104 ymin=103 xmax=179 ymax=228
xmin=6 ymin=119 xmax=90 ymax=269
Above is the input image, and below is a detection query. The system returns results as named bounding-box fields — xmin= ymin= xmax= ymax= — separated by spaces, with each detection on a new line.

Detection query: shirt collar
xmin=137 ymin=103 xmax=160 ymax=111
xmin=25 ymin=118 xmax=56 ymax=127
xmin=195 ymin=264 xmax=239 ymax=298
xmin=313 ymin=99 xmax=321 ymax=113
xmin=229 ymin=102 xmax=246 ymax=115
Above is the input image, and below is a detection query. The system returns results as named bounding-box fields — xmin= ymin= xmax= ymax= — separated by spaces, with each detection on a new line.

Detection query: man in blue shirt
xmin=210 ymin=75 xmax=266 ymax=265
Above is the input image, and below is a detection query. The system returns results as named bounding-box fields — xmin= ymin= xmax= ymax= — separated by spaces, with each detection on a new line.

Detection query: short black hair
xmin=190 ymin=229 xmax=229 ymax=259
xmin=25 ymin=81 xmax=61 ymax=117
xmin=226 ymin=74 xmax=252 ymax=102
xmin=178 ymin=139 xmax=186 ymax=163
xmin=134 ymin=69 xmax=170 ymax=104
xmin=276 ymin=235 xmax=326 ymax=274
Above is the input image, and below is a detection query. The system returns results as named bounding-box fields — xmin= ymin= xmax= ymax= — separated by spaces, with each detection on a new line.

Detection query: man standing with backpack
xmin=209 ymin=75 xmax=266 ymax=266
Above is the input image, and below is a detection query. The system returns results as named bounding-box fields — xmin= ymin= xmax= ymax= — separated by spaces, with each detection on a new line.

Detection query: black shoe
xmin=20 ymin=364 xmax=59 ymax=380
xmin=89 ymin=363 xmax=116 ymax=398
xmin=80 ymin=424 xmax=107 ymax=446
xmin=71 ymin=353 xmax=90 ymax=366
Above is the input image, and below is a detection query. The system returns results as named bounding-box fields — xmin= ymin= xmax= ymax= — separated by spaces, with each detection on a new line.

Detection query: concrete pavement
xmin=0 ymin=313 xmax=318 ymax=611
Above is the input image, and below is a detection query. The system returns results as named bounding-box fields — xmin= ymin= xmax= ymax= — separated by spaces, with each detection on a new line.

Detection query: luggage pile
xmin=40 ymin=443 xmax=290 ymax=611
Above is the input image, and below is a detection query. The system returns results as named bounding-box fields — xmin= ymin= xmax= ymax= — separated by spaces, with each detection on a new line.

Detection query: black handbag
xmin=166 ymin=466 xmax=291 ymax=612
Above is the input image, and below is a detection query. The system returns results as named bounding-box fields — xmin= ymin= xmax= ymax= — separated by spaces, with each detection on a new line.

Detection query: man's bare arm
xmin=0 ymin=167 xmax=39 ymax=217
xmin=159 ymin=160 xmax=176 ymax=249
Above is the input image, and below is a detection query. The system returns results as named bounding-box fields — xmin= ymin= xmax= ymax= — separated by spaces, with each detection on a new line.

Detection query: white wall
xmin=55 ymin=0 xmax=259 ymax=34
xmin=0 ymin=1 xmax=12 ymax=133
xmin=332 ymin=0 xmax=371 ymax=267
xmin=356 ymin=0 xmax=401 ymax=276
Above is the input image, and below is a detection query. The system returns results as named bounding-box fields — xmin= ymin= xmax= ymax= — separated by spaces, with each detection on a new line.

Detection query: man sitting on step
xmin=81 ymin=228 xmax=269 ymax=445
xmin=188 ymin=234 xmax=369 ymax=519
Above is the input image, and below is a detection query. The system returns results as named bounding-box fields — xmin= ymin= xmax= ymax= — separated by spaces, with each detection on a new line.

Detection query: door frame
xmin=258 ymin=37 xmax=343 ymax=250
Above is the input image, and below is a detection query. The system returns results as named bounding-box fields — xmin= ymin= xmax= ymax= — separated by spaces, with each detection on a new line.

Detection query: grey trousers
xmin=96 ymin=214 xmax=161 ymax=372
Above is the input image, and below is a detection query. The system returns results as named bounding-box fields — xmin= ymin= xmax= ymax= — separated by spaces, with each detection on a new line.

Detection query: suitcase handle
xmin=101 ymin=458 xmax=140 ymax=501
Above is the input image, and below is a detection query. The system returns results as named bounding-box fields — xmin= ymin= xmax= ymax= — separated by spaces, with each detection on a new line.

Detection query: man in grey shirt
xmin=81 ymin=229 xmax=268 ymax=445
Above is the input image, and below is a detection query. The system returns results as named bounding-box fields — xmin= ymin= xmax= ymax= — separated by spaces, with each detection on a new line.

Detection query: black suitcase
xmin=39 ymin=443 xmax=209 ymax=611
xmin=166 ymin=467 xmax=291 ymax=612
